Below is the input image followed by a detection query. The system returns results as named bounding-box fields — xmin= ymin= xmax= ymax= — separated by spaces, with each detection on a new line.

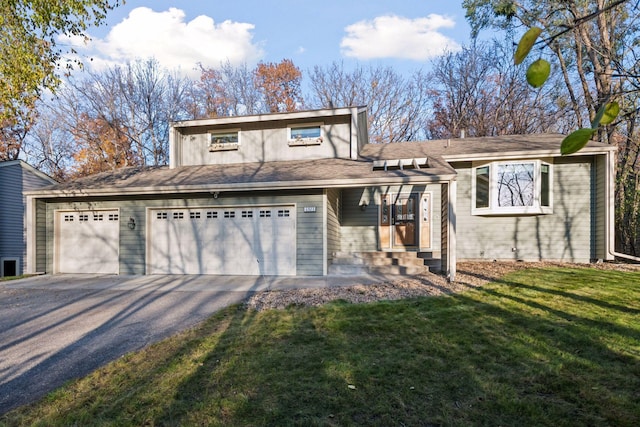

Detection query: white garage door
xmin=56 ymin=210 xmax=120 ymax=274
xmin=148 ymin=206 xmax=296 ymax=275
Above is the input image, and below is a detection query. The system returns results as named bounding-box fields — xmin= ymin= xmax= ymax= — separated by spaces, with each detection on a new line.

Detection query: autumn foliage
xmin=70 ymin=115 xmax=140 ymax=178
xmin=254 ymin=59 xmax=303 ymax=113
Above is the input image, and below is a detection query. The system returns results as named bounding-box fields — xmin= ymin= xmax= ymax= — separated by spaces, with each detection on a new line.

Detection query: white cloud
xmin=70 ymin=7 xmax=264 ymax=75
xmin=341 ymin=14 xmax=461 ymax=60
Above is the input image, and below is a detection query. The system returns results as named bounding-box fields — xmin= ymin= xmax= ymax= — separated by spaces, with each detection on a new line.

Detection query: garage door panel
xmin=148 ymin=206 xmax=296 ymax=276
xmin=56 ymin=211 xmax=120 ymax=274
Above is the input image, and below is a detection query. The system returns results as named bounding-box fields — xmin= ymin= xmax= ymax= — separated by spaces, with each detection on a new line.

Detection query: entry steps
xmin=329 ymin=251 xmax=441 ymax=276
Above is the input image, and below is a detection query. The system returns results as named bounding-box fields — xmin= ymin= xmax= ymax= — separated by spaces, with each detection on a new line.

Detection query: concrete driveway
xmin=0 ymin=273 xmax=381 ymax=414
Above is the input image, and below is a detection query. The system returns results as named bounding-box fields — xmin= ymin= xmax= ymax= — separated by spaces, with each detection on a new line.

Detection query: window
xmin=224 ymin=211 xmax=235 ymax=219
xmin=157 ymin=212 xmax=168 ymax=220
xmin=108 ymin=214 xmax=119 ymax=221
xmin=241 ymin=210 xmax=253 ymax=218
xmin=206 ymin=211 xmax=218 ymax=219
xmin=209 ymin=129 xmax=240 ymax=151
xmin=190 ymin=211 xmax=201 ymax=219
xmin=259 ymin=210 xmax=271 ymax=218
xmin=278 ymin=209 xmax=290 ymax=217
xmin=93 ymin=214 xmax=104 ymax=221
xmin=64 ymin=214 xmax=74 ymax=222
xmin=173 ymin=212 xmax=184 ymax=219
xmin=472 ymin=160 xmax=552 ymax=215
xmin=288 ymin=123 xmax=323 ymax=146
xmin=79 ymin=214 xmax=89 ymax=222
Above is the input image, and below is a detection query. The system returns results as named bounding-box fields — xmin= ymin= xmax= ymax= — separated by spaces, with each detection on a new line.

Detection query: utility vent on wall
xmin=372 ymin=157 xmax=428 ymax=171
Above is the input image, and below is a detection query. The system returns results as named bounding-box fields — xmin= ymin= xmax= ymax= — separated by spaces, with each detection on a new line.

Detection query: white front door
xmin=148 ymin=206 xmax=296 ymax=275
xmin=55 ymin=210 xmax=120 ymax=274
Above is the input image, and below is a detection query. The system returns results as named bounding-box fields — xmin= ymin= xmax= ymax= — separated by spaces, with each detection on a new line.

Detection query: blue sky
xmin=70 ymin=1 xmax=474 ymax=77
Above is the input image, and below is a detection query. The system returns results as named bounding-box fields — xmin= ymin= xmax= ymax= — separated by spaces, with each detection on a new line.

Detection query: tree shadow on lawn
xmin=7 ymin=273 xmax=639 ymax=426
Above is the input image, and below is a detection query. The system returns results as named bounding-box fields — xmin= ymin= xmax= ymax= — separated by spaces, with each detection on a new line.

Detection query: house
xmin=0 ymin=160 xmax=57 ymax=277
xmin=23 ymin=107 xmax=617 ymax=281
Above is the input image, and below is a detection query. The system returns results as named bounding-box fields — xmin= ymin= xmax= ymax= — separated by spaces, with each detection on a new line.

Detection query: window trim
xmin=471 ymin=159 xmax=553 ymax=215
xmin=208 ymin=129 xmax=241 ymax=152
xmin=287 ymin=122 xmax=324 ymax=146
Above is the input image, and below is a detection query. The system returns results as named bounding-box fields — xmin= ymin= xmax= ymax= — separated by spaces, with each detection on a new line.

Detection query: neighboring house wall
xmin=0 ymin=163 xmax=23 ymax=275
xmin=175 ymin=116 xmax=354 ymax=166
xmin=39 ymin=190 xmax=325 ymax=276
xmin=0 ymin=161 xmax=55 ymax=276
xmin=454 ymin=156 xmax=596 ymax=262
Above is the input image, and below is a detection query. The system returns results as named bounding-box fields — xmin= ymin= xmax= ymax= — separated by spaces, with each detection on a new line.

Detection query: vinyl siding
xmin=178 ymin=116 xmax=353 ymax=166
xmin=455 ymin=157 xmax=594 ymax=262
xmin=41 ymin=190 xmax=325 ymax=276
xmin=340 ymin=188 xmax=378 ymax=251
xmin=0 ymin=163 xmax=23 ymax=275
xmin=340 ymin=185 xmax=442 ymax=252
xmin=325 ymin=188 xmax=341 ymax=261
xmin=593 ymin=154 xmax=607 ymax=260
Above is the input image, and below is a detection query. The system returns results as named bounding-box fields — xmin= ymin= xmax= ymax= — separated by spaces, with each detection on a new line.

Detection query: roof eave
xmin=441 ymin=146 xmax=616 ymax=162
xmin=25 ymin=174 xmax=457 ymax=198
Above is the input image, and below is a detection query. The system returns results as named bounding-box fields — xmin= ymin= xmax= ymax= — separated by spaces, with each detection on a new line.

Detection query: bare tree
xmin=426 ymin=42 xmax=566 ymax=139
xmin=308 ymin=62 xmax=431 ymax=143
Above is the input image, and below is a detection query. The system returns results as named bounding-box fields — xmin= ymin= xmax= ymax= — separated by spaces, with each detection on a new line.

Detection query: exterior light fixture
xmin=128 ymin=217 xmax=136 ymax=230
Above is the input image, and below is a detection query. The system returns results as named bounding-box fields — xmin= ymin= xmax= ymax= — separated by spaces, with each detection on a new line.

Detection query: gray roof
xmin=30 ymin=133 xmax=613 ymax=197
xmin=359 ymin=133 xmax=614 ymax=161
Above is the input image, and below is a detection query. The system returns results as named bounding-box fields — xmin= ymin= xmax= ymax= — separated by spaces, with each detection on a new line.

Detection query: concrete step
xmin=328 ymin=264 xmax=370 ymax=275
xmin=368 ymin=265 xmax=429 ymax=275
xmin=330 ymin=251 xmax=440 ymax=275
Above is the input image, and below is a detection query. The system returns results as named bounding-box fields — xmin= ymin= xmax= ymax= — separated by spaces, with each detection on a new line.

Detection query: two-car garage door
xmin=148 ymin=206 xmax=296 ymax=275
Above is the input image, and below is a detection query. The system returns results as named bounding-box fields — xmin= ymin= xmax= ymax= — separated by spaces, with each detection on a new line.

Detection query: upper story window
xmin=288 ymin=123 xmax=323 ymax=146
xmin=472 ymin=159 xmax=552 ymax=215
xmin=209 ymin=129 xmax=240 ymax=152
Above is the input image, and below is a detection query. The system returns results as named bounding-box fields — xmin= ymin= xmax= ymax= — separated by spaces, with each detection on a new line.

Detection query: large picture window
xmin=472 ymin=160 xmax=552 ymax=215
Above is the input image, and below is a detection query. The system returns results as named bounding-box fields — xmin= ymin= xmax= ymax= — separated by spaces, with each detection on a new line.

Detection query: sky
xmin=67 ymin=0 xmax=474 ymax=78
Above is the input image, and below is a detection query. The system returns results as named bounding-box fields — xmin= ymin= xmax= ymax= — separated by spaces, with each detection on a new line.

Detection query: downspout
xmin=605 ymin=150 xmax=640 ymax=263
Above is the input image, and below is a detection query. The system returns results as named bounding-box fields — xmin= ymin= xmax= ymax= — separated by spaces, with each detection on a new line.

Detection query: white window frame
xmin=209 ymin=129 xmax=241 ymax=152
xmin=471 ymin=159 xmax=553 ymax=215
xmin=287 ymin=122 xmax=324 ymax=146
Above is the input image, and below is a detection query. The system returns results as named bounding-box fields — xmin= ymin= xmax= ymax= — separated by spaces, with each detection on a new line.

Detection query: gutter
xmin=24 ymin=174 xmax=459 ymax=199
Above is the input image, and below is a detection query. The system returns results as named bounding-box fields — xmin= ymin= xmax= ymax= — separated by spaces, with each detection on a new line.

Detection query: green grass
xmin=2 ymin=267 xmax=639 ymax=426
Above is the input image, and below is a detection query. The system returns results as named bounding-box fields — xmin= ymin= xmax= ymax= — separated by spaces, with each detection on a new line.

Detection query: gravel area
xmin=245 ymin=261 xmax=640 ymax=311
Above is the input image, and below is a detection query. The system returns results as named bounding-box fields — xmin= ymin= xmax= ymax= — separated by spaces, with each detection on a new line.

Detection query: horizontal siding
xmin=326 ymin=188 xmax=341 ymax=261
xmin=340 ymin=185 xmax=442 ymax=253
xmin=42 ymin=190 xmax=324 ymax=276
xmin=341 ymin=188 xmax=378 ymax=251
xmin=455 ymin=157 xmax=594 ymax=262
xmin=0 ymin=164 xmax=24 ymax=275
xmin=594 ymin=155 xmax=606 ymax=260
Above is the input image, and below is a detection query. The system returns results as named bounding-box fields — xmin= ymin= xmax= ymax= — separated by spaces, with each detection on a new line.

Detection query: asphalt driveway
xmin=0 ymin=273 xmax=386 ymax=414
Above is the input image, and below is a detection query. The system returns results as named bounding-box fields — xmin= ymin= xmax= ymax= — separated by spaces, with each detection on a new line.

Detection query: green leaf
xmin=561 ymin=128 xmax=596 ymax=155
xmin=514 ymin=27 xmax=542 ymax=65
xmin=526 ymin=59 xmax=550 ymax=88
xmin=600 ymin=102 xmax=619 ymax=126
xmin=591 ymin=102 xmax=620 ymax=128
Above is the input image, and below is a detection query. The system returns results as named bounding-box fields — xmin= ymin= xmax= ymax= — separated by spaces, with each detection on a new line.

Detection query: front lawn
xmin=2 ymin=267 xmax=639 ymax=426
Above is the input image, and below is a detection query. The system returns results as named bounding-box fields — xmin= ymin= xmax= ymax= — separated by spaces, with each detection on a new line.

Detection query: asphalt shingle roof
xmin=35 ymin=134 xmax=612 ymax=195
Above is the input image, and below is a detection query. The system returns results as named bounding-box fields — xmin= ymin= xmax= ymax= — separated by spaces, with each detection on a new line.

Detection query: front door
xmin=393 ymin=194 xmax=418 ymax=248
